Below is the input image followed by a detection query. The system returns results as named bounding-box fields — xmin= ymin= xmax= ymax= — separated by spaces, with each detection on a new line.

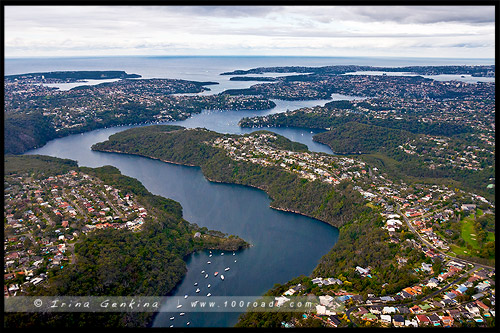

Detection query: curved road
xmin=396 ymin=205 xmax=494 ymax=270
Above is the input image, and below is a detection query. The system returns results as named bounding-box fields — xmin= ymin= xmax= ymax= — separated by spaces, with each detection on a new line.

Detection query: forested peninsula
xmin=91 ymin=125 xmax=368 ymax=229
xmin=4 ymin=154 xmax=248 ymax=327
xmin=5 ymin=70 xmax=142 ymax=81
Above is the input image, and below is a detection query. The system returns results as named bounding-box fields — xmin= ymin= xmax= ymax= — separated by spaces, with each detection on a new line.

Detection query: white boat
xmin=207 ymin=284 xmax=211 ymax=288
xmin=180 ymin=313 xmax=185 ymax=316
xmin=207 ymin=293 xmax=211 ymax=297
xmin=205 ymin=274 xmax=208 ymax=278
xmin=184 ymin=295 xmax=188 ymax=299
xmin=220 ymin=275 xmax=224 ymax=280
xmin=234 ymin=260 xmax=237 ymax=262
xmin=207 ymin=261 xmax=211 ymax=264
xmin=187 ymin=322 xmax=190 ymax=326
xmin=201 ymin=270 xmax=205 ymax=274
xmin=177 ymin=304 xmax=182 ymax=309
xmin=195 ymin=288 xmax=200 ymax=293
xmin=225 ymin=267 xmax=230 ymax=271
xmin=214 ymin=271 xmax=218 ymax=276
xmin=233 ymin=252 xmax=235 ymax=255
xmin=170 ymin=317 xmax=174 ymax=320
xmin=194 ymin=282 xmax=198 ymax=286
xmin=209 ymin=254 xmax=212 ymax=257
xmin=221 ymin=252 xmax=224 ymax=256
xmin=169 ymin=325 xmax=173 ymax=328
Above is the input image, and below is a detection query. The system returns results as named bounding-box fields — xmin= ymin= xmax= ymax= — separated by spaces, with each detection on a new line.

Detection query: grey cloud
xmin=342 ymin=6 xmax=495 ymax=24
xmin=151 ymin=6 xmax=282 ymax=18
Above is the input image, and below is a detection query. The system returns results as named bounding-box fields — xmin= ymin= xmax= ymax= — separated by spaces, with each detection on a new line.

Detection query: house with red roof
xmin=416 ymin=314 xmax=430 ymax=326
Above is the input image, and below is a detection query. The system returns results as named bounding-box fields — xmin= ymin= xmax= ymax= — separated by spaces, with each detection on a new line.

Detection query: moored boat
xmin=220 ymin=274 xmax=224 ymax=280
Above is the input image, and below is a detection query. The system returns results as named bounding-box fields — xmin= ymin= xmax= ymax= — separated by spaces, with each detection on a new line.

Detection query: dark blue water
xmin=25 ymin=125 xmax=340 ymax=328
xmin=13 ymin=56 xmax=493 ymax=327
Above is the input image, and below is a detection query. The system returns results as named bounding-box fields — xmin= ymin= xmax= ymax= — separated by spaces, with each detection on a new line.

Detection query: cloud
xmin=336 ymin=6 xmax=495 ymax=24
xmin=3 ymin=5 xmax=495 ymax=59
xmin=160 ymin=5 xmax=281 ymax=18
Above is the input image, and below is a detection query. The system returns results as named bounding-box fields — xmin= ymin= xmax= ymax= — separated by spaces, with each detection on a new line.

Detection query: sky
xmin=3 ymin=5 xmax=496 ymax=59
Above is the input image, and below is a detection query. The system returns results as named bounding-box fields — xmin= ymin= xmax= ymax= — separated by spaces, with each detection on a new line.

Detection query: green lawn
xmin=461 ymin=215 xmax=479 ymax=249
xmin=449 ymin=244 xmax=480 ymax=257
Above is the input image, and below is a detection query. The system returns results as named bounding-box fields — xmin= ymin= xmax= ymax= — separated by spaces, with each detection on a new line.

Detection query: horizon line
xmin=5 ymin=55 xmax=495 ymax=61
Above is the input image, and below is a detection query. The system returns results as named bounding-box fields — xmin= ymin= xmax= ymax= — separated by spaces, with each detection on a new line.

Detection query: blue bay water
xmin=10 ymin=55 xmax=493 ymax=327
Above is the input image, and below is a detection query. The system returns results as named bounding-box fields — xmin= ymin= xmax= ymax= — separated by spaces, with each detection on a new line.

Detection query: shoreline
xmin=93 ymin=147 xmax=340 ymax=230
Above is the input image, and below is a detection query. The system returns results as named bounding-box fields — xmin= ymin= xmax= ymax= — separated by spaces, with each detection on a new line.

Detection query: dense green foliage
xmin=4 ymin=112 xmax=57 ymax=154
xmin=4 ymin=155 xmax=248 ymax=327
xmin=4 ymin=154 xmax=78 ymax=175
xmin=313 ymin=210 xmax=420 ymax=296
xmin=241 ymin=110 xmax=472 ymax=136
xmin=314 ymin=121 xmax=416 ymax=154
xmin=92 ymin=125 xmax=368 ymax=228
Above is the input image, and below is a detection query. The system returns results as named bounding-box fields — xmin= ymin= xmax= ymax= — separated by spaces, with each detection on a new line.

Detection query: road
xmin=345 ymin=204 xmax=493 ymax=327
xmin=396 ymin=204 xmax=494 ymax=271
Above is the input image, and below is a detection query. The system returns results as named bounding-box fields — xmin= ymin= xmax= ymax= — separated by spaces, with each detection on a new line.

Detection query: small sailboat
xmin=233 ymin=252 xmax=235 ymax=256
xmin=177 ymin=304 xmax=182 ymax=309
xmin=205 ymin=273 xmax=208 ymax=278
xmin=220 ymin=274 xmax=224 ymax=280
xmin=221 ymin=252 xmax=224 ymax=256
xmin=184 ymin=294 xmax=188 ymax=299
xmin=194 ymin=282 xmax=198 ymax=286
xmin=234 ymin=260 xmax=237 ymax=262
xmin=207 ymin=293 xmax=211 ymax=297
xmin=195 ymin=288 xmax=200 ymax=293
xmin=225 ymin=267 xmax=230 ymax=271
xmin=201 ymin=270 xmax=205 ymax=274
xmin=187 ymin=322 xmax=190 ymax=326
xmin=209 ymin=254 xmax=212 ymax=257
xmin=180 ymin=313 xmax=185 ymax=316
xmin=207 ymin=261 xmax=211 ymax=264
xmin=169 ymin=325 xmax=173 ymax=328
xmin=170 ymin=317 xmax=174 ymax=320
xmin=207 ymin=284 xmax=211 ymax=288
xmin=214 ymin=271 xmax=218 ymax=276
